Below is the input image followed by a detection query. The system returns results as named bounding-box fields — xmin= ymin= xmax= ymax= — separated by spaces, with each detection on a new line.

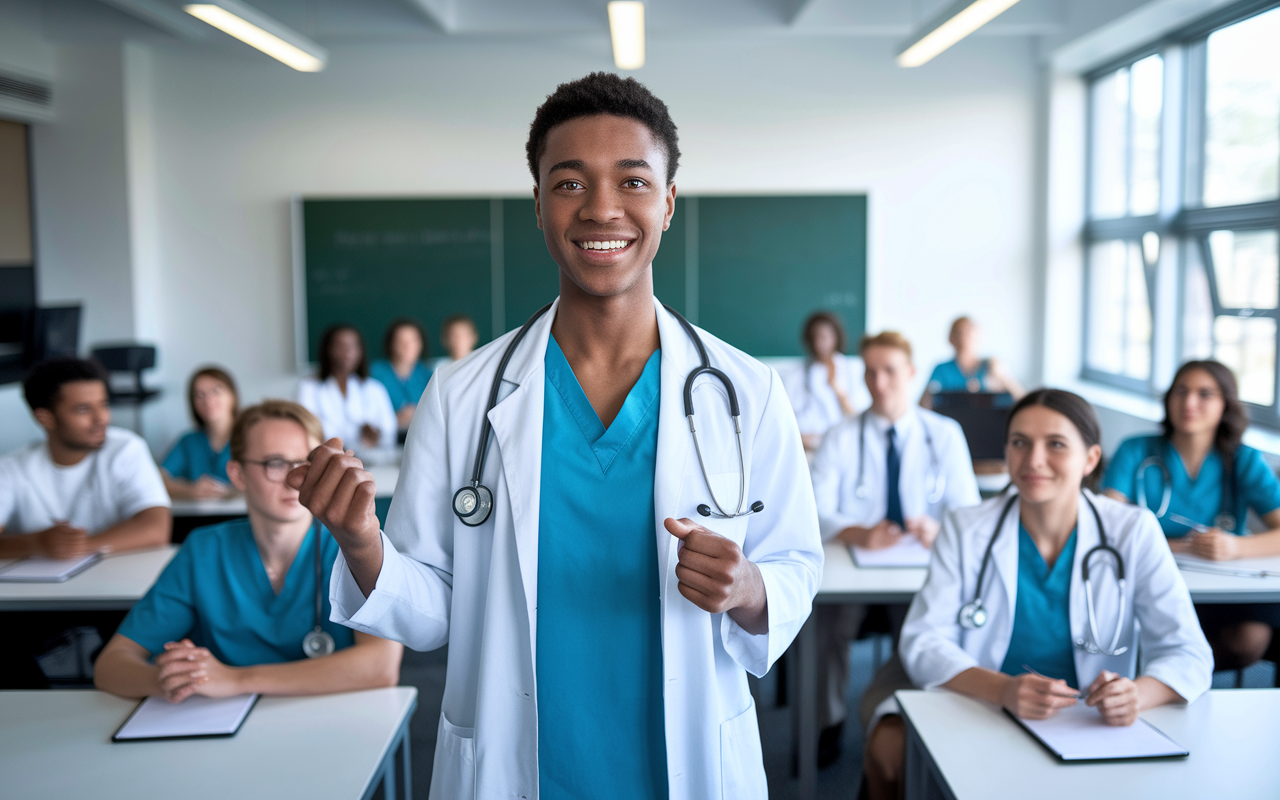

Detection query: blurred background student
xmin=161 ymin=366 xmax=238 ymax=500
xmin=784 ymin=310 xmax=868 ymax=453
xmin=921 ymin=316 xmax=1024 ymax=407
xmin=1103 ymin=360 xmax=1280 ymax=672
xmin=370 ymin=318 xmax=431 ymax=437
xmin=298 ymin=324 xmax=396 ymax=451
xmin=431 ymin=314 xmax=479 ymax=370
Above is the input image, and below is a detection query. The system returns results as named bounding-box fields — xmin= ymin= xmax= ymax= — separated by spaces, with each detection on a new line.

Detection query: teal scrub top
xmin=927 ymin=358 xmax=990 ymax=394
xmin=116 ymin=519 xmax=355 ymax=664
xmin=161 ymin=430 xmax=231 ymax=483
xmin=536 ymin=337 xmax=668 ymax=800
xmin=1000 ymin=524 xmax=1080 ymax=689
xmin=1102 ymin=435 xmax=1280 ymax=536
xmin=370 ymin=359 xmax=432 ymax=412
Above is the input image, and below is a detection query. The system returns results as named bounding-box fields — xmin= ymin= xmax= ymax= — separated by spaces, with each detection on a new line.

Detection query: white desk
xmin=170 ymin=464 xmax=400 ymax=517
xmin=0 ymin=546 xmax=178 ymax=611
xmin=792 ymin=542 xmax=1280 ymax=799
xmin=899 ymin=688 xmax=1280 ymax=800
xmin=0 ymin=687 xmax=418 ymax=800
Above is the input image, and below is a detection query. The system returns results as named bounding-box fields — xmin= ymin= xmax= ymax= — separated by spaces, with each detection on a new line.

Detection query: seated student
xmin=0 ymin=358 xmax=171 ymax=559
xmin=370 ymin=318 xmax=432 ymax=434
xmin=161 ymin=366 xmax=239 ymax=500
xmin=298 ymin=324 xmax=397 ymax=451
xmin=429 ymin=313 xmax=478 ymax=370
xmin=921 ymin=316 xmax=1025 ymax=407
xmin=783 ymin=311 xmax=869 ymax=453
xmin=862 ymin=389 xmax=1212 ymax=800
xmin=808 ymin=331 xmax=979 ymax=766
xmin=1103 ymin=360 xmax=1280 ymax=670
xmin=94 ymin=400 xmax=402 ymax=701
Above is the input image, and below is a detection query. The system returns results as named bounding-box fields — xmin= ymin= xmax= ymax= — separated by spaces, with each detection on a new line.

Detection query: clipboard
xmin=1005 ymin=704 xmax=1188 ymax=763
xmin=0 ymin=553 xmax=101 ymax=582
xmin=112 ymin=694 xmax=260 ymax=743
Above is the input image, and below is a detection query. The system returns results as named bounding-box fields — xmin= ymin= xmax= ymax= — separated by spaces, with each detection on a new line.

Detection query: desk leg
xmin=796 ymin=614 xmax=817 ymax=800
xmin=904 ymin=713 xmax=952 ymax=800
xmin=398 ymin=725 xmax=413 ymax=800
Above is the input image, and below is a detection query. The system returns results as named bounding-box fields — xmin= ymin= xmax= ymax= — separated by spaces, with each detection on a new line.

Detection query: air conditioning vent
xmin=0 ymin=72 xmax=51 ymax=106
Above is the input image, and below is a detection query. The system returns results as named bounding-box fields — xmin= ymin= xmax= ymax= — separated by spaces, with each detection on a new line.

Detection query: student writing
xmin=161 ymin=366 xmax=238 ymax=501
xmin=94 ymin=401 xmax=402 ymax=701
xmin=1103 ymin=360 xmax=1280 ymax=671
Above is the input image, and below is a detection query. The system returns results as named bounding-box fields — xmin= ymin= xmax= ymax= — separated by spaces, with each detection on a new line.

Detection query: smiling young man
xmin=289 ymin=73 xmax=823 ymax=799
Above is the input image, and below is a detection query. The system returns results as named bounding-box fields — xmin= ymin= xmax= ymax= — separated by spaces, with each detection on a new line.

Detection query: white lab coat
xmin=330 ymin=297 xmax=823 ymax=800
xmin=297 ymin=375 xmax=397 ymax=450
xmin=900 ymin=490 xmax=1212 ymax=705
xmin=811 ymin=408 xmax=980 ymax=541
xmin=781 ymin=354 xmax=869 ymax=439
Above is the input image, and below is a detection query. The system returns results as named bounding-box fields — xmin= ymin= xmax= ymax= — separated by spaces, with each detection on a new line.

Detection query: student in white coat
xmin=862 ymin=389 xmax=1212 ymax=800
xmin=297 ymin=324 xmax=397 ymax=451
xmin=287 ymin=73 xmax=823 ymax=800
xmin=808 ymin=330 xmax=979 ymax=766
xmin=783 ymin=311 xmax=869 ymax=453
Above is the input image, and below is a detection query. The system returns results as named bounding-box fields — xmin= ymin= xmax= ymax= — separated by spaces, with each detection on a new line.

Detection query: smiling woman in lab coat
xmin=287 ymin=73 xmax=822 ymax=800
xmin=861 ymin=389 xmax=1212 ymax=800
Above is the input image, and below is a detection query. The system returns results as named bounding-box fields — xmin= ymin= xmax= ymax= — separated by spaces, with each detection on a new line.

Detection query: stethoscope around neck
xmin=301 ymin=521 xmax=336 ymax=659
xmin=853 ymin=411 xmax=945 ymax=505
xmin=451 ymin=303 xmax=763 ymax=527
xmin=1136 ymin=440 xmax=1238 ymax=532
xmin=956 ymin=491 xmax=1130 ymax=658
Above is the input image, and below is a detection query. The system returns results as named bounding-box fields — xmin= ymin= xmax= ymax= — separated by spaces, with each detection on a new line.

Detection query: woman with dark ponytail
xmin=1103 ymin=360 xmax=1280 ymax=670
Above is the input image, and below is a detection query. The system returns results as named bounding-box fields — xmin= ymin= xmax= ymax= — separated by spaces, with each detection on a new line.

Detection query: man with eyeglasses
xmin=94 ymin=400 xmax=402 ymax=701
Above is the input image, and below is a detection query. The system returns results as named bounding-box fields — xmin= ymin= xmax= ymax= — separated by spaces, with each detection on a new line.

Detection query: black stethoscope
xmin=301 ymin=522 xmax=336 ymax=659
xmin=956 ymin=492 xmax=1129 ymax=657
xmin=1136 ymin=439 xmax=1238 ymax=532
xmin=452 ymin=303 xmax=764 ymax=527
xmin=853 ymin=411 xmax=945 ymax=505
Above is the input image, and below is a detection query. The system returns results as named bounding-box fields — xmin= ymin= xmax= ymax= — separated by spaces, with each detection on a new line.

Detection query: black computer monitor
xmin=24 ymin=305 xmax=82 ymax=365
xmin=932 ymin=405 xmax=1010 ymax=461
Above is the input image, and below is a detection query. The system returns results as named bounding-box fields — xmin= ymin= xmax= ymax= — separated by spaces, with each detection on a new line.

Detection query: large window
xmin=1084 ymin=3 xmax=1280 ymax=426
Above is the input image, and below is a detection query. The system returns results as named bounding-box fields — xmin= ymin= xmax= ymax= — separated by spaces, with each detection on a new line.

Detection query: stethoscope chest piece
xmin=303 ymin=627 xmax=336 ymax=659
xmin=958 ymin=600 xmax=987 ymax=629
xmin=453 ymin=484 xmax=493 ymax=527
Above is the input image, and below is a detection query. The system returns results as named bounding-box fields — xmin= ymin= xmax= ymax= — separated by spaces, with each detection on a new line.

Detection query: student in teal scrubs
xmin=921 ymin=316 xmax=1024 ymax=407
xmin=95 ymin=400 xmax=402 ymax=701
xmin=1104 ymin=360 xmax=1280 ymax=670
xmin=370 ymin=318 xmax=432 ymax=436
xmin=161 ymin=367 xmax=238 ymax=501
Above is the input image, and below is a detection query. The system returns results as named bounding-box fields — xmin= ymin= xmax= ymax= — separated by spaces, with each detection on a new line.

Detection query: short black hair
xmin=317 ymin=324 xmax=369 ymax=382
xmin=526 ymin=72 xmax=681 ymax=185
xmin=23 ymin=358 xmax=108 ymax=412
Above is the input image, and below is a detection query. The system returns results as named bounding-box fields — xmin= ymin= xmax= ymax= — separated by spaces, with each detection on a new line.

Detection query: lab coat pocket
xmin=719 ymin=697 xmax=767 ymax=800
xmin=429 ymin=713 xmax=476 ymax=800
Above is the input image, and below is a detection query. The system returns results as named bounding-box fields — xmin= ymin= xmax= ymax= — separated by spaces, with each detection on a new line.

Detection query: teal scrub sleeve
xmin=1238 ymin=446 xmax=1280 ymax=517
xmin=1102 ymin=436 xmax=1146 ymax=499
xmin=115 ymin=544 xmax=198 ymax=657
xmin=161 ymin=435 xmax=191 ymax=480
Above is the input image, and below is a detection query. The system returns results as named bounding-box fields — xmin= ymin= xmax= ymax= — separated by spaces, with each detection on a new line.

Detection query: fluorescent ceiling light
xmin=185 ymin=1 xmax=327 ymax=72
xmin=897 ymin=0 xmax=1023 ymax=68
xmin=608 ymin=1 xmax=645 ymax=70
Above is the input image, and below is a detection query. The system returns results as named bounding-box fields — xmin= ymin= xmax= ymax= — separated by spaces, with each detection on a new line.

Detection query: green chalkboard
xmin=298 ymin=194 xmax=865 ymax=363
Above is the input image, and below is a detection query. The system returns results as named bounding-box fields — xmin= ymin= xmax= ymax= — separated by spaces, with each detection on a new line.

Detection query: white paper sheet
xmin=0 ymin=553 xmax=101 ymax=582
xmin=114 ymin=694 xmax=259 ymax=741
xmin=851 ymin=537 xmax=932 ymax=568
xmin=1015 ymin=703 xmax=1187 ymax=761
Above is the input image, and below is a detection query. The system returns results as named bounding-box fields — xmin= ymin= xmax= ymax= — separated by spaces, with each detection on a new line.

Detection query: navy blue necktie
xmin=886 ymin=426 xmax=905 ymax=527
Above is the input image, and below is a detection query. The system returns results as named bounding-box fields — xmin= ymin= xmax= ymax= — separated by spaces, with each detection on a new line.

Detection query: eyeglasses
xmin=241 ymin=458 xmax=308 ymax=482
xmin=1171 ymin=387 xmax=1221 ymax=402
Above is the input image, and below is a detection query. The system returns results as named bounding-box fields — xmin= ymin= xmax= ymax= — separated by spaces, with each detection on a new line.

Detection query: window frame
xmin=1082 ymin=0 xmax=1280 ymax=430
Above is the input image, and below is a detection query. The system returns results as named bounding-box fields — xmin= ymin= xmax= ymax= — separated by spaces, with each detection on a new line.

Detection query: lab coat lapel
xmin=653 ymin=299 xmax=700 ymax=602
xmin=486 ymin=299 xmax=558 ymax=654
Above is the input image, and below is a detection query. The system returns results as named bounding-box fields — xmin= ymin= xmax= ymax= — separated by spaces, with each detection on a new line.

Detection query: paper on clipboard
xmin=851 ymin=536 xmax=931 ymax=568
xmin=0 ymin=553 xmax=101 ymax=582
xmin=113 ymin=694 xmax=259 ymax=742
xmin=1011 ymin=703 xmax=1187 ymax=761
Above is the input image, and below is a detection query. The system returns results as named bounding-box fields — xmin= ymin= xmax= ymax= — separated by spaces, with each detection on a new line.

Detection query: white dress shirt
xmin=782 ymin=354 xmax=870 ymax=440
xmin=810 ymin=407 xmax=980 ymax=541
xmin=0 ymin=427 xmax=170 ymax=535
xmin=297 ymin=375 xmax=397 ymax=450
